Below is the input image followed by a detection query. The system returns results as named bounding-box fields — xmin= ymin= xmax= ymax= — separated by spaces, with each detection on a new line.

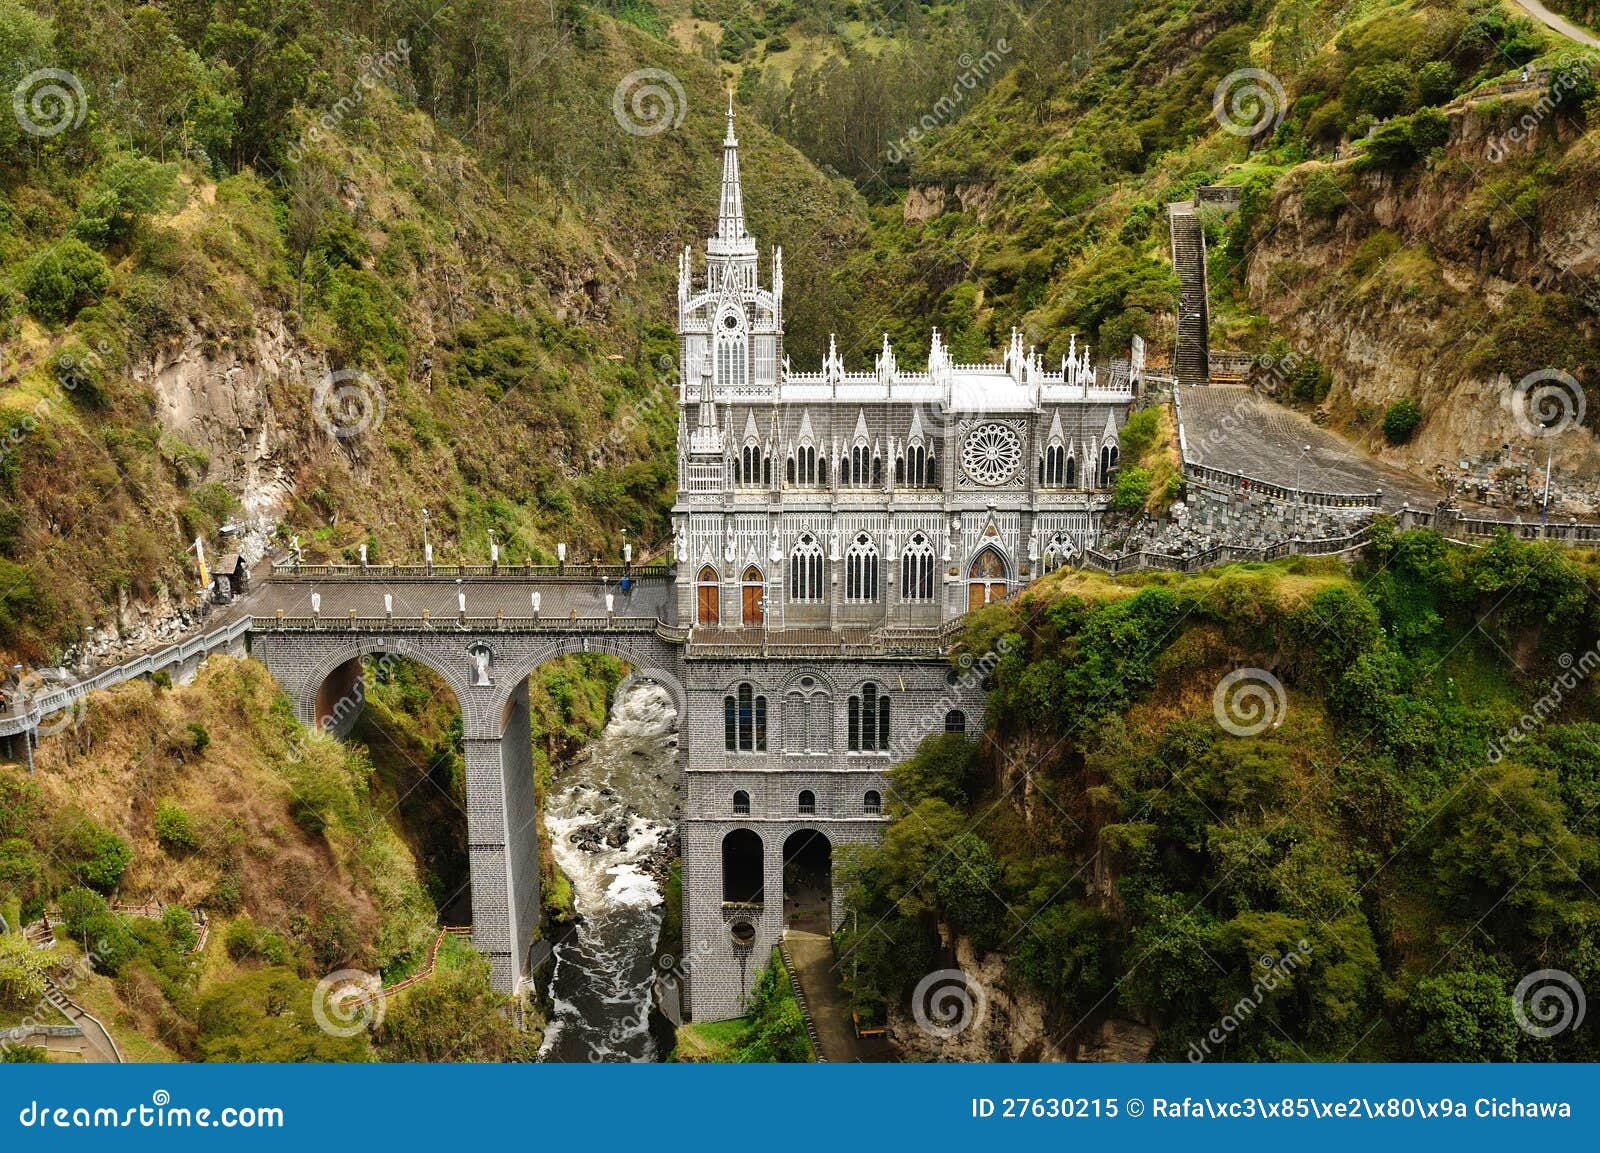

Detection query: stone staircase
xmin=1168 ymin=202 xmax=1210 ymax=387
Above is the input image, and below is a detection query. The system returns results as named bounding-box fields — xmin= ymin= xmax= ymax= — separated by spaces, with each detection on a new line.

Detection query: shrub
xmin=54 ymin=812 xmax=132 ymax=893
xmin=0 ymin=930 xmax=51 ymax=1004
xmin=1112 ymin=466 xmax=1152 ymax=512
xmin=161 ymin=905 xmax=198 ymax=952
xmin=23 ymin=238 xmax=112 ymax=324
xmin=1383 ymin=397 xmax=1422 ymax=443
xmin=57 ymin=887 xmax=139 ymax=975
xmin=154 ymin=800 xmax=199 ymax=854
xmin=224 ymin=916 xmax=261 ymax=961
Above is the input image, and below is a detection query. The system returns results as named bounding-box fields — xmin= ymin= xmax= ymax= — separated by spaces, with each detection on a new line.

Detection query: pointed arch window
xmin=1097 ymin=443 xmax=1119 ymax=487
xmin=715 ymin=324 xmax=747 ymax=392
xmin=791 ymin=443 xmax=817 ymax=486
xmin=724 ymin=682 xmax=768 ymax=752
xmin=848 ymin=682 xmax=891 ymax=752
xmin=740 ymin=441 xmax=764 ymax=486
xmin=899 ymin=532 xmax=936 ymax=600
xmin=1042 ymin=442 xmax=1068 ymax=486
xmin=845 ymin=533 xmax=880 ymax=602
xmin=899 ymin=441 xmax=931 ymax=487
xmin=788 ymin=533 xmax=825 ymax=602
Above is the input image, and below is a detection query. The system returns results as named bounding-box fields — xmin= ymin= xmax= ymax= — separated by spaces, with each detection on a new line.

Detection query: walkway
xmin=782 ymin=931 xmax=891 ymax=1063
xmin=1510 ymin=0 xmax=1600 ymax=47
xmin=1175 ymin=385 xmax=1440 ymax=510
xmin=41 ymin=977 xmax=122 ymax=1063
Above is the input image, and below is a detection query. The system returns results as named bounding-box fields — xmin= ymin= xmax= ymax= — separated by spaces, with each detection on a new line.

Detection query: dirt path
xmin=783 ymin=931 xmax=891 ymax=1063
xmin=1509 ymin=0 xmax=1600 ymax=47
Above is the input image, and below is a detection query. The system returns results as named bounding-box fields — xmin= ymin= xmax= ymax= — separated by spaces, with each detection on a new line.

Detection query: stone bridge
xmin=247 ymin=566 xmax=686 ymax=991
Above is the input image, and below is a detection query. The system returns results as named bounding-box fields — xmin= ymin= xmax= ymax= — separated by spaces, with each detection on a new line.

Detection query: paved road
xmin=1177 ymin=386 xmax=1441 ymax=510
xmin=1510 ymin=0 xmax=1600 ymax=47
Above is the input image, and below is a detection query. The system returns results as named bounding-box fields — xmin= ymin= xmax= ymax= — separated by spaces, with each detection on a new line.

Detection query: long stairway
xmin=1169 ymin=202 xmax=1210 ymax=386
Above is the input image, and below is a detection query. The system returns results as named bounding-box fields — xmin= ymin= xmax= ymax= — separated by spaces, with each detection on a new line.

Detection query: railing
xmin=1183 ymin=461 xmax=1383 ymax=509
xmin=255 ymin=614 xmax=668 ymax=634
xmin=1082 ymin=525 xmax=1375 ymax=575
xmin=0 ymin=617 xmax=251 ymax=738
xmin=269 ymin=561 xmax=674 ymax=582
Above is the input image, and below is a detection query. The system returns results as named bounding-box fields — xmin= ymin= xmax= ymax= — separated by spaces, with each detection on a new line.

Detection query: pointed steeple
xmin=709 ymin=92 xmax=756 ymax=258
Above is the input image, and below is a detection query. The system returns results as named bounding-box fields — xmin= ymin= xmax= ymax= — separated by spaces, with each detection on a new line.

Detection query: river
xmin=537 ymin=680 xmax=680 ymax=1062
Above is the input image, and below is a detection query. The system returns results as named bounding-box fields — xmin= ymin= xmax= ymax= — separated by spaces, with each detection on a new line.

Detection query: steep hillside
xmin=0 ymin=0 xmax=865 ymax=662
xmin=788 ymin=0 xmax=1597 ymax=493
xmin=838 ymin=528 xmax=1600 ymax=1061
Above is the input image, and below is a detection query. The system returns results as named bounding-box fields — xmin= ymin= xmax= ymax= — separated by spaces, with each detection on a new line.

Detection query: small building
xmin=211 ymin=554 xmax=249 ymax=602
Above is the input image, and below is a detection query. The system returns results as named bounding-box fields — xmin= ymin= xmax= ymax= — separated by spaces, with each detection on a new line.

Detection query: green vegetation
xmin=1382 ymin=397 xmax=1423 ymax=444
xmin=671 ymin=948 xmax=812 ymax=1061
xmin=839 ymin=531 xmax=1600 ymax=1060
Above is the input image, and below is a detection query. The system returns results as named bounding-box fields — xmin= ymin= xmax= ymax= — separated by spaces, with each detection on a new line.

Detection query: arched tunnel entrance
xmin=782 ymin=828 xmax=832 ymax=933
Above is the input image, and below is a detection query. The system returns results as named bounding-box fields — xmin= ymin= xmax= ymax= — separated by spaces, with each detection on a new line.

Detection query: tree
xmin=375 ymin=954 xmax=538 ymax=1062
xmin=1382 ymin=398 xmax=1422 ymax=444
xmin=0 ymin=932 xmax=51 ymax=1005
xmin=1408 ymin=963 xmax=1520 ymax=1061
xmin=23 ymin=240 xmax=112 ymax=325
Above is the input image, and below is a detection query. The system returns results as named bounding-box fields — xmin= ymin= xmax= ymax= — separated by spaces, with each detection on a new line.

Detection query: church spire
xmin=709 ymin=91 xmax=755 ymax=258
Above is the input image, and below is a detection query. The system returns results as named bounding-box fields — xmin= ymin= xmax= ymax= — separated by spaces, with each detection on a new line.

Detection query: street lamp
xmin=422 ymin=508 xmax=432 ymax=572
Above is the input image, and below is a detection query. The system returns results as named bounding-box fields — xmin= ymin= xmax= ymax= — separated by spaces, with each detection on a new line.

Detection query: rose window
xmin=960 ymin=423 xmax=1022 ymax=486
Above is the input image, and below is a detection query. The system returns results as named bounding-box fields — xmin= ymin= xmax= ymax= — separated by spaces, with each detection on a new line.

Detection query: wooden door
xmin=697 ymin=583 xmax=718 ymax=625
xmin=742 ymin=583 xmax=764 ymax=625
xmin=968 ymin=582 xmax=1005 ymax=612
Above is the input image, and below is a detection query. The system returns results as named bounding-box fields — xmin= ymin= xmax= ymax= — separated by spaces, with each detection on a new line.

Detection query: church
xmin=670 ymin=102 xmax=1138 ymax=1021
xmin=671 ymin=103 xmax=1137 ymax=631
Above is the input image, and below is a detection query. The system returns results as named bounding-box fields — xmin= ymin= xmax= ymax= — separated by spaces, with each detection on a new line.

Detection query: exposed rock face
xmin=904 ymin=184 xmax=947 ymax=223
xmin=903 ymin=181 xmax=999 ymax=224
xmin=890 ymin=934 xmax=1068 ymax=1062
xmin=1245 ymin=96 xmax=1600 ymax=504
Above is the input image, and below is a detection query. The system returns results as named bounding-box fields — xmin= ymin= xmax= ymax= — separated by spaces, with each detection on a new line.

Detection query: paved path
xmin=783 ymin=931 xmax=891 ymax=1063
xmin=252 ymin=575 xmax=674 ymax=623
xmin=1176 ymin=386 xmax=1441 ymax=510
xmin=42 ymin=978 xmax=121 ymax=1063
xmin=1510 ymin=0 xmax=1600 ymax=47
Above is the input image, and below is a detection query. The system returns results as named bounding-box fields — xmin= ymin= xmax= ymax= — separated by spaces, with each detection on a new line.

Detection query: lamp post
xmin=422 ymin=508 xmax=432 ymax=573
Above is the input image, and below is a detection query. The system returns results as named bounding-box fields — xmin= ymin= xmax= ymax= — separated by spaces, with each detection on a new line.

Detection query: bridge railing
xmin=269 ymin=561 xmax=674 ymax=582
xmin=254 ymin=614 xmax=668 ymax=633
xmin=0 ymin=617 xmax=251 ymax=739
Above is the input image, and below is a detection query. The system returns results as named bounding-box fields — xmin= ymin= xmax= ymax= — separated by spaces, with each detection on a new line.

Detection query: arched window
xmin=798 ymin=789 xmax=816 ymax=815
xmin=848 ymin=682 xmax=891 ymax=751
xmin=863 ymin=790 xmax=882 ymax=815
xmin=1043 ymin=442 xmax=1067 ymax=486
xmin=792 ymin=444 xmax=816 ymax=485
xmin=899 ymin=533 xmax=935 ymax=600
xmin=944 ymin=709 xmax=967 ymax=734
xmin=872 ymin=455 xmax=882 ymax=486
xmin=697 ymin=565 xmax=719 ymax=626
xmin=716 ymin=328 xmax=746 ymax=391
xmin=845 ymin=533 xmax=879 ymax=602
xmin=783 ymin=675 xmax=832 ymax=753
xmin=817 ymin=456 xmax=828 ymax=485
xmin=722 ymin=829 xmax=763 ymax=904
xmin=786 ymin=455 xmax=796 ymax=484
xmin=1098 ymin=443 xmax=1119 ymax=487
xmin=733 ymin=790 xmax=750 ymax=815
xmin=788 ymin=533 xmax=824 ymax=602
xmin=901 ymin=442 xmax=928 ymax=487
xmin=723 ymin=682 xmax=768 ymax=752
xmin=1065 ymin=456 xmax=1076 ymax=486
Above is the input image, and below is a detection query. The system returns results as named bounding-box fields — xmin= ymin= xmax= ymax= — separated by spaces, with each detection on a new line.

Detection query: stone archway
xmin=782 ymin=828 xmax=832 ymax=933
